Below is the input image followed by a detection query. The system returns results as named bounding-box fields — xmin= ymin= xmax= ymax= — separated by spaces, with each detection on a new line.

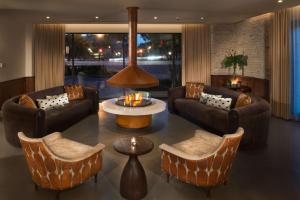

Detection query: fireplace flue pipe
xmin=107 ymin=7 xmax=159 ymax=88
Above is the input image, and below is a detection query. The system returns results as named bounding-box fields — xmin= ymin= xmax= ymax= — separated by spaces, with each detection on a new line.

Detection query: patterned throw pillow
xmin=37 ymin=94 xmax=68 ymax=110
xmin=46 ymin=93 xmax=69 ymax=106
xmin=206 ymin=96 xmax=232 ymax=111
xmin=185 ymin=82 xmax=204 ymax=99
xmin=199 ymin=92 xmax=222 ymax=104
xmin=18 ymin=95 xmax=37 ymax=109
xmin=36 ymin=98 xmax=56 ymax=110
xmin=235 ymin=93 xmax=252 ymax=108
xmin=64 ymin=85 xmax=84 ymax=100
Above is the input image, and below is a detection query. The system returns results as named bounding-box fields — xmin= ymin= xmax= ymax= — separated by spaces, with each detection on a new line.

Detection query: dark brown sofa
xmin=2 ymin=86 xmax=99 ymax=147
xmin=168 ymin=85 xmax=271 ymax=149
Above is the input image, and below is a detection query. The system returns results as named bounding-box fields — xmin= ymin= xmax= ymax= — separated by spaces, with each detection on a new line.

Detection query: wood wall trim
xmin=211 ymin=75 xmax=269 ymax=100
xmin=0 ymin=77 xmax=35 ymax=109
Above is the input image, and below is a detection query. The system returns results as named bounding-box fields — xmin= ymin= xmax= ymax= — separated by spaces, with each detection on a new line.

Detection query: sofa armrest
xmin=168 ymin=86 xmax=186 ymax=113
xmin=231 ymin=97 xmax=271 ymax=148
xmin=2 ymin=100 xmax=46 ymax=146
xmin=83 ymin=87 xmax=99 ymax=113
xmin=232 ymin=97 xmax=270 ymax=116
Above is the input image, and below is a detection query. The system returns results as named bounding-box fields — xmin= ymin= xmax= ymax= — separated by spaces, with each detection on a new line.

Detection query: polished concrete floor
xmin=0 ymin=108 xmax=300 ymax=200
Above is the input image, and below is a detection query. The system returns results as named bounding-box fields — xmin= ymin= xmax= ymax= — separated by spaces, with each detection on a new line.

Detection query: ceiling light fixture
xmin=46 ymin=16 xmax=50 ymax=20
xmin=95 ymin=16 xmax=99 ymax=19
xmin=200 ymin=17 xmax=205 ymax=20
xmin=154 ymin=16 xmax=158 ymax=20
xmin=278 ymin=0 xmax=283 ymax=3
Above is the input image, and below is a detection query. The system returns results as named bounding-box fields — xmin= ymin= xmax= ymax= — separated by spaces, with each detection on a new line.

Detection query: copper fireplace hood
xmin=107 ymin=7 xmax=159 ymax=88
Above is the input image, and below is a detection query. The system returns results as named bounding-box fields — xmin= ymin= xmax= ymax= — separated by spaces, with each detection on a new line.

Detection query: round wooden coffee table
xmin=102 ymin=98 xmax=166 ymax=129
xmin=113 ymin=137 xmax=154 ymax=200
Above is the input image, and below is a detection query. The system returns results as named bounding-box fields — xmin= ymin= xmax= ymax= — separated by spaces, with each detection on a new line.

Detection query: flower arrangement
xmin=222 ymin=49 xmax=248 ymax=76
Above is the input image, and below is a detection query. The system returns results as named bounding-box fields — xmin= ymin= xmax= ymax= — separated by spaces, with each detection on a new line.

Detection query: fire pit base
xmin=116 ymin=115 xmax=152 ymax=129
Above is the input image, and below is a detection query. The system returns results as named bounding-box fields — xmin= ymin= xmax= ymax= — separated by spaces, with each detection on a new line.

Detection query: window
xmin=65 ymin=33 xmax=181 ymax=99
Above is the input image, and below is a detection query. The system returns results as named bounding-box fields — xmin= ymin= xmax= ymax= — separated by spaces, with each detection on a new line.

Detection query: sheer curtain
xmin=34 ymin=24 xmax=65 ymax=91
xmin=291 ymin=6 xmax=300 ymax=120
xmin=270 ymin=10 xmax=291 ymax=119
xmin=182 ymin=24 xmax=211 ymax=85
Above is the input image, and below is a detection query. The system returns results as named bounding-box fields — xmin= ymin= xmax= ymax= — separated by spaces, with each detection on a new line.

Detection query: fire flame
xmin=231 ymin=77 xmax=239 ymax=85
xmin=124 ymin=93 xmax=143 ymax=107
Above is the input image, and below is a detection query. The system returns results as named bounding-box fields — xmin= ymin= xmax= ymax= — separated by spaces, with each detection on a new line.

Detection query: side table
xmin=113 ymin=137 xmax=154 ymax=200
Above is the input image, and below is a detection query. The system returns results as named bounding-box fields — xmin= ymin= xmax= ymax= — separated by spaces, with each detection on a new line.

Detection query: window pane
xmin=64 ymin=33 xmax=181 ymax=99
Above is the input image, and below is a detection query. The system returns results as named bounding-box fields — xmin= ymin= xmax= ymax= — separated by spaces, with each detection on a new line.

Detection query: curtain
xmin=270 ymin=10 xmax=291 ymax=119
xmin=182 ymin=24 xmax=211 ymax=85
xmin=291 ymin=6 xmax=300 ymax=120
xmin=34 ymin=24 xmax=65 ymax=91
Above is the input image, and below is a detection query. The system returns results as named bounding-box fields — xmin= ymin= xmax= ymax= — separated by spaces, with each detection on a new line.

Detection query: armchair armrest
xmin=50 ymin=143 xmax=105 ymax=163
xmin=168 ymin=86 xmax=186 ymax=113
xmin=159 ymin=144 xmax=214 ymax=161
xmin=83 ymin=87 xmax=99 ymax=113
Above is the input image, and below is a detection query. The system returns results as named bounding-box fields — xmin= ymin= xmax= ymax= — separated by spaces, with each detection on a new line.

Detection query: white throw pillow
xmin=37 ymin=93 xmax=69 ymax=110
xmin=199 ymin=92 xmax=222 ymax=104
xmin=206 ymin=96 xmax=232 ymax=111
xmin=46 ymin=93 xmax=69 ymax=106
xmin=36 ymin=98 xmax=57 ymax=110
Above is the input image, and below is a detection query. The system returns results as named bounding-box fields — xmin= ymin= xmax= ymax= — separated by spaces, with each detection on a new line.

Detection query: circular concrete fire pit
xmin=102 ymin=98 xmax=166 ymax=128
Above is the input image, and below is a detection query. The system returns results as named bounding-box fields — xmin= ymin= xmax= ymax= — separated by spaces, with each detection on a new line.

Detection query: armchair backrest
xmin=197 ymin=127 xmax=244 ymax=186
xmin=18 ymin=132 xmax=59 ymax=189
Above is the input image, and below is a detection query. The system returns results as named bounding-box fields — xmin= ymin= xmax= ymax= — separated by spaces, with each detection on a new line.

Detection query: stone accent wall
xmin=211 ymin=14 xmax=271 ymax=79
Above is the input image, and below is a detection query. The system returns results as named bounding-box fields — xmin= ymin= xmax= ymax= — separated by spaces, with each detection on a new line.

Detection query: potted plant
xmin=222 ymin=49 xmax=248 ymax=76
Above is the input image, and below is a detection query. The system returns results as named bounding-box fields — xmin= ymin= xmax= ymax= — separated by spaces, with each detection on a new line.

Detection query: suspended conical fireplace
xmin=107 ymin=7 xmax=159 ymax=88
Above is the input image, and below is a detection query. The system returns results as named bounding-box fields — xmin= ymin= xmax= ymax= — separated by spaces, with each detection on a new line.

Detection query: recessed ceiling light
xmin=154 ymin=16 xmax=158 ymax=20
xmin=46 ymin=16 xmax=50 ymax=20
xmin=278 ymin=0 xmax=283 ymax=3
xmin=200 ymin=17 xmax=205 ymax=20
xmin=95 ymin=16 xmax=99 ymax=19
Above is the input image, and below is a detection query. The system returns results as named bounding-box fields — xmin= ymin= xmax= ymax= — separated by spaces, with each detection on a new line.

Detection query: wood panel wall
xmin=0 ymin=77 xmax=35 ymax=109
xmin=211 ymin=75 xmax=269 ymax=100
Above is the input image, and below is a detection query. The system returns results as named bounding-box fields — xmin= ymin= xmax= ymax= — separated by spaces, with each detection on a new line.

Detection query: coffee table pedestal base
xmin=120 ymin=155 xmax=147 ymax=200
xmin=116 ymin=115 xmax=151 ymax=128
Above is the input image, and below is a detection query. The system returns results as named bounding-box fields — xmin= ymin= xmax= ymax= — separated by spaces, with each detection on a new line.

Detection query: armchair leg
xmin=224 ymin=180 xmax=228 ymax=186
xmin=94 ymin=173 xmax=98 ymax=183
xmin=56 ymin=191 xmax=61 ymax=200
xmin=34 ymin=183 xmax=38 ymax=191
xmin=205 ymin=187 xmax=212 ymax=198
xmin=166 ymin=173 xmax=170 ymax=183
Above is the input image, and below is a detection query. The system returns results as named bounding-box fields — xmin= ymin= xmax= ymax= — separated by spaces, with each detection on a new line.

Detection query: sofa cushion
xmin=204 ymin=86 xmax=239 ymax=108
xmin=28 ymin=86 xmax=65 ymax=101
xmin=37 ymin=98 xmax=63 ymax=110
xmin=45 ymin=99 xmax=93 ymax=133
xmin=185 ymin=82 xmax=204 ymax=99
xmin=235 ymin=93 xmax=252 ymax=108
xmin=173 ymin=129 xmax=222 ymax=156
xmin=174 ymin=98 xmax=232 ymax=133
xmin=43 ymin=134 xmax=93 ymax=160
xmin=206 ymin=96 xmax=232 ymax=111
xmin=64 ymin=85 xmax=84 ymax=100
xmin=199 ymin=92 xmax=222 ymax=104
xmin=18 ymin=95 xmax=37 ymax=109
xmin=46 ymin=93 xmax=69 ymax=105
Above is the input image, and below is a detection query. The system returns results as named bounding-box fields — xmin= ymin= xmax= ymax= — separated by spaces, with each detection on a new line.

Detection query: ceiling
xmin=0 ymin=0 xmax=299 ymax=24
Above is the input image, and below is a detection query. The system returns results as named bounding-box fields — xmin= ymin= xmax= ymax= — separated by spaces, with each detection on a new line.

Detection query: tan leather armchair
xmin=18 ymin=132 xmax=105 ymax=198
xmin=159 ymin=127 xmax=244 ymax=197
